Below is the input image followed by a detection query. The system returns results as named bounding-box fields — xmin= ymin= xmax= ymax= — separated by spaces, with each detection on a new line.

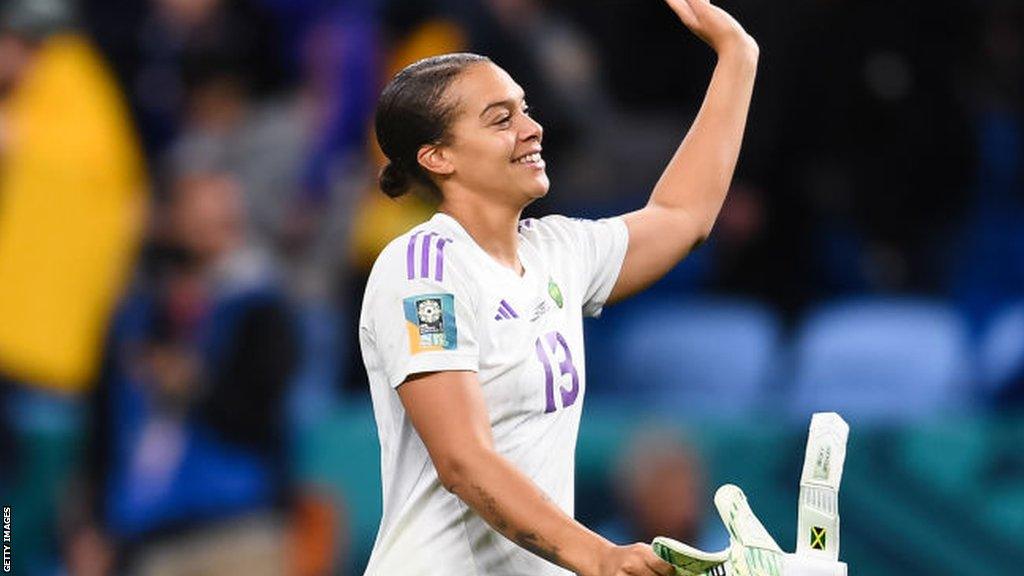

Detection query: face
xmin=427 ymin=62 xmax=548 ymax=205
xmin=624 ymin=450 xmax=703 ymax=543
xmin=156 ymin=0 xmax=222 ymax=28
xmin=0 ymin=35 xmax=34 ymax=97
xmin=170 ymin=173 xmax=244 ymax=261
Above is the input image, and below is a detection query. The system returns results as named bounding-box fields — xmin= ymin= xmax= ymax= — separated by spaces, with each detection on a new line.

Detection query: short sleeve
xmin=538 ymin=215 xmax=630 ymax=318
xmin=364 ymin=242 xmax=479 ymax=389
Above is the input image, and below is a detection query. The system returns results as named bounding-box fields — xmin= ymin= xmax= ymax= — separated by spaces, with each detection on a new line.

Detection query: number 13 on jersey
xmin=534 ymin=331 xmax=580 ymax=413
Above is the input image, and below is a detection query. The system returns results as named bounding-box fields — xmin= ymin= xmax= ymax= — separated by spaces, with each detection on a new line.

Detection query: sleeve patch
xmin=403 ymin=293 xmax=458 ymax=353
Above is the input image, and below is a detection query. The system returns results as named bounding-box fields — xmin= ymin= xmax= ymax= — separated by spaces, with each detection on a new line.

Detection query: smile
xmin=512 ymin=152 xmax=544 ymax=166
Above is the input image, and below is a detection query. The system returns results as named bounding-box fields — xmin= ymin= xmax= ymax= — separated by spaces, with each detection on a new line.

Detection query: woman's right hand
xmin=663 ymin=0 xmax=758 ymax=58
xmin=596 ymin=542 xmax=677 ymax=576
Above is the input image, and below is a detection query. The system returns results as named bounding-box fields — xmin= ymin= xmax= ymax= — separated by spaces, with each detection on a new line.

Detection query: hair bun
xmin=379 ymin=162 xmax=410 ymax=198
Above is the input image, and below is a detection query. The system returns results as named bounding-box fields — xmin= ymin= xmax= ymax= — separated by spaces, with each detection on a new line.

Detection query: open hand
xmin=663 ymin=0 xmax=757 ymax=57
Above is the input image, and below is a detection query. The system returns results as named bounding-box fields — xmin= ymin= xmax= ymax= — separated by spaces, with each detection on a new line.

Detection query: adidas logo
xmin=494 ymin=299 xmax=519 ymax=321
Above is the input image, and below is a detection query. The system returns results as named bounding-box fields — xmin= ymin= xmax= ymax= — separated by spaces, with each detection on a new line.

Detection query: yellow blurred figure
xmin=0 ymin=34 xmax=145 ymax=393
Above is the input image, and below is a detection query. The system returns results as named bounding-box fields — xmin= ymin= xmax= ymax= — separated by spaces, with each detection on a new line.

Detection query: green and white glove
xmin=652 ymin=484 xmax=784 ymax=576
xmin=653 ymin=413 xmax=849 ymax=576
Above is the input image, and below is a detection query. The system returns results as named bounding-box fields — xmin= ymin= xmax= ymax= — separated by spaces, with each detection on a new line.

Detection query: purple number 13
xmin=534 ymin=331 xmax=580 ymax=413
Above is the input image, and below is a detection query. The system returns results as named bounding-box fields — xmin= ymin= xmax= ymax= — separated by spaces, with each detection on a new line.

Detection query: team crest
xmin=403 ymin=294 xmax=457 ymax=353
xmin=548 ymin=277 xmax=563 ymax=308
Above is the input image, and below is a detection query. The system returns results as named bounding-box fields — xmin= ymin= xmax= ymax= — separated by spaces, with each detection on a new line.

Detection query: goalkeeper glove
xmin=652 ymin=484 xmax=783 ymax=576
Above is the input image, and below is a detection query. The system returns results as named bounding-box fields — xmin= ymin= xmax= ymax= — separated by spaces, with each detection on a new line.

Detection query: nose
xmin=520 ymin=113 xmax=543 ymax=143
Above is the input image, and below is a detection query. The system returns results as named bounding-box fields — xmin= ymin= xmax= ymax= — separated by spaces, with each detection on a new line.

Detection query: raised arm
xmin=609 ymin=0 xmax=759 ymax=303
xmin=399 ymin=371 xmax=675 ymax=576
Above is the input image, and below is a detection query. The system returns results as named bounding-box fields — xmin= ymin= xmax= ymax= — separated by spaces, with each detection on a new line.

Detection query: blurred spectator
xmin=0 ymin=1 xmax=146 ymax=572
xmin=0 ymin=0 xmax=145 ymax=397
xmin=67 ymin=167 xmax=310 ymax=575
xmin=85 ymin=0 xmax=287 ymax=156
xmin=598 ymin=428 xmax=722 ymax=553
xmin=297 ymin=0 xmax=380 ymax=204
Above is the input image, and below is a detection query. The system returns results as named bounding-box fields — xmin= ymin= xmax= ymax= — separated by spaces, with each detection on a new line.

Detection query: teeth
xmin=515 ymin=152 xmax=542 ymax=164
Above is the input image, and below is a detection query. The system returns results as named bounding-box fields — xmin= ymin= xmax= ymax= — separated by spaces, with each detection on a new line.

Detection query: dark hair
xmin=374 ymin=53 xmax=491 ymax=199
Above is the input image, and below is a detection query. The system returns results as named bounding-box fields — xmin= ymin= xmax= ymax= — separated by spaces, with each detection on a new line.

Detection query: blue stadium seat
xmin=598 ymin=297 xmax=781 ymax=418
xmin=978 ymin=300 xmax=1024 ymax=398
xmin=792 ymin=298 xmax=973 ymax=422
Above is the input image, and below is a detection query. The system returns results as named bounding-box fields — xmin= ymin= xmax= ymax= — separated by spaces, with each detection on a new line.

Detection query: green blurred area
xmin=298 ymin=403 xmax=1024 ymax=575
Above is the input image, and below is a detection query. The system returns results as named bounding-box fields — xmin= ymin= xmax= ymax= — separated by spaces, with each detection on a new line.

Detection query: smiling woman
xmin=360 ymin=1 xmax=758 ymax=575
xmin=375 ymin=53 xmax=550 ymax=213
xmin=374 ymin=53 xmax=492 ymax=200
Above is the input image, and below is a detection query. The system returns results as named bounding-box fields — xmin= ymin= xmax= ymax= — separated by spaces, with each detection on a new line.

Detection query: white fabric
xmin=359 ymin=212 xmax=629 ymax=576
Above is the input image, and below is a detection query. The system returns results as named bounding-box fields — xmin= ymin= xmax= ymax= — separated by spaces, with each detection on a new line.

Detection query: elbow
xmin=656 ymin=204 xmax=715 ymax=250
xmin=436 ymin=457 xmax=464 ymax=494
xmin=687 ymin=214 xmax=716 ymax=251
xmin=434 ymin=445 xmax=491 ymax=494
xmin=695 ymin=220 xmax=715 ymax=247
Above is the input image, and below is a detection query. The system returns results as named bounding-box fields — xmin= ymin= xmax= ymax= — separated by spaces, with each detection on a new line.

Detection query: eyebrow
xmin=480 ymin=93 xmax=527 ymax=118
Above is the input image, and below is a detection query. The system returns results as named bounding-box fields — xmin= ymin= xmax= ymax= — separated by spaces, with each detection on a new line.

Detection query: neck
xmin=438 ymin=192 xmax=524 ymax=274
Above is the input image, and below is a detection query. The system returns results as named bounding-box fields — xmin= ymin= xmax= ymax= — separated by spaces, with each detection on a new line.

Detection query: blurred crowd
xmin=0 ymin=0 xmax=1021 ymax=574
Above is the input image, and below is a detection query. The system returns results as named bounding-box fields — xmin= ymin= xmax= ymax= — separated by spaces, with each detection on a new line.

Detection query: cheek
xmin=454 ymin=134 xmax=515 ymax=172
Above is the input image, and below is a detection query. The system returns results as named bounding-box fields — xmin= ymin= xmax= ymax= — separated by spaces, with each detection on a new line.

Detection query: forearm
xmin=609 ymin=43 xmax=758 ymax=303
xmin=648 ymin=43 xmax=758 ymax=235
xmin=444 ymin=447 xmax=611 ymax=576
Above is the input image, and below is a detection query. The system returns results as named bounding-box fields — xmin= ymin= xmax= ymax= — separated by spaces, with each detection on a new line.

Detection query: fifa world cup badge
xmin=416 ymin=299 xmax=443 ymax=332
xmin=404 ymin=293 xmax=458 ymax=352
xmin=414 ymin=297 xmax=446 ymax=347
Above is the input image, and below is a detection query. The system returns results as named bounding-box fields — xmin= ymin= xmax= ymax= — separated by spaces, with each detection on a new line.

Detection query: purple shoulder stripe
xmin=406 ymin=231 xmax=422 ymax=280
xmin=435 ymin=238 xmax=452 ymax=281
xmin=406 ymin=230 xmax=454 ymax=282
xmin=420 ymin=232 xmax=440 ymax=281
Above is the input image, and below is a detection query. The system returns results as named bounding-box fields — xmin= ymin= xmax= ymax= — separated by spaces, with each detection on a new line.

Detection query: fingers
xmin=665 ymin=0 xmax=754 ymax=56
xmin=644 ymin=554 xmax=678 ymax=576
xmin=637 ymin=544 xmax=677 ymax=576
xmin=605 ymin=543 xmax=679 ymax=576
xmin=667 ymin=0 xmax=699 ymax=25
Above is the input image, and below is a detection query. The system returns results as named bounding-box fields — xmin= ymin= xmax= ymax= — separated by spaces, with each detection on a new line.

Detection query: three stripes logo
xmin=810 ymin=526 xmax=827 ymax=551
xmin=494 ymin=299 xmax=519 ymax=321
xmin=406 ymin=231 xmax=453 ymax=282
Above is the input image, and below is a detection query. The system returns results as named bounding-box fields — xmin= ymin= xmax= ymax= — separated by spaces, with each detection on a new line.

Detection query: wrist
xmin=716 ymin=33 xmax=759 ymax=64
xmin=575 ymin=536 xmax=616 ymax=576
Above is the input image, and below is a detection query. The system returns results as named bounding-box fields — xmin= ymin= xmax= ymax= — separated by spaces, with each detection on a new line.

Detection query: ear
xmin=417 ymin=143 xmax=455 ymax=177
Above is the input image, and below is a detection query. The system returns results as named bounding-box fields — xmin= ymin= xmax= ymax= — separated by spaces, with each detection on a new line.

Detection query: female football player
xmin=359 ymin=1 xmax=758 ymax=574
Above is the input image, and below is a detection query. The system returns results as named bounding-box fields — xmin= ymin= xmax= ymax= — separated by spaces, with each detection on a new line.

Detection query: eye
xmin=493 ymin=113 xmax=512 ymax=127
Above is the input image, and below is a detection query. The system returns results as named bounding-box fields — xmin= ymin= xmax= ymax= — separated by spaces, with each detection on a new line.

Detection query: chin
xmin=529 ymin=174 xmax=551 ymax=198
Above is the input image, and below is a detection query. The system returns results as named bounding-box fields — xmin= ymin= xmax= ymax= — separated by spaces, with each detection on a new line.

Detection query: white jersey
xmin=359 ymin=212 xmax=629 ymax=576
